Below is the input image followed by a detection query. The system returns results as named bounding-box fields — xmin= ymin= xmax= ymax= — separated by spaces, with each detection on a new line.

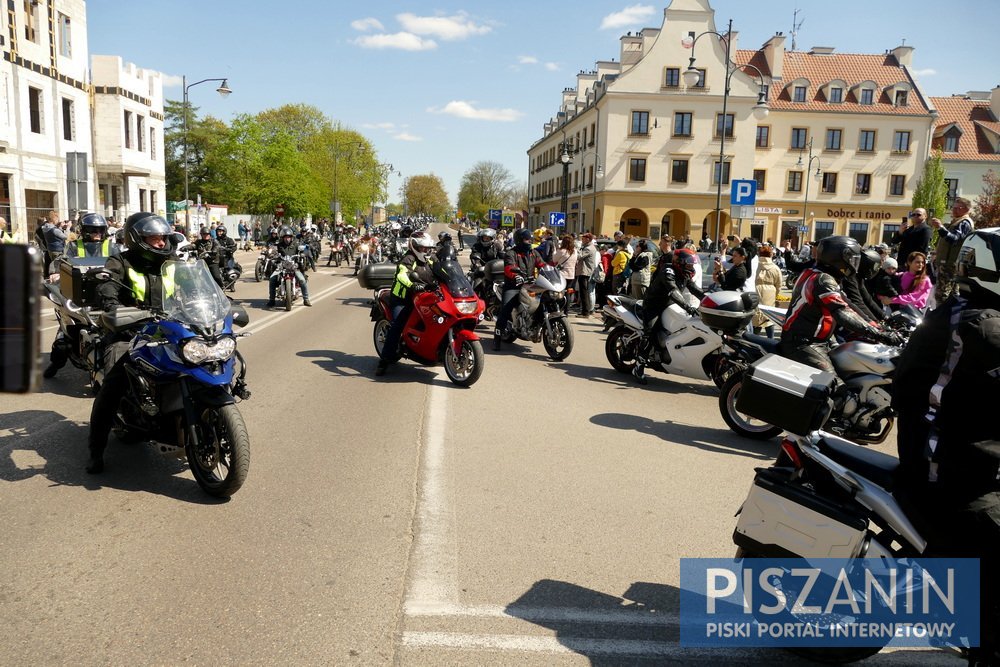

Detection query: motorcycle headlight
xmin=455 ymin=301 xmax=478 ymax=314
xmin=546 ymin=290 xmax=564 ymax=300
xmin=182 ymin=336 xmax=236 ymax=364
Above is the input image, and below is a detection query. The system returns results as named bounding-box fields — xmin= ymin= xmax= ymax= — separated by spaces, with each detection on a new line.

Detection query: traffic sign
xmin=730 ymin=179 xmax=757 ymax=206
xmin=799 ymin=226 xmax=809 ymax=233
xmin=731 ymin=205 xmax=756 ymax=220
xmin=501 ymin=213 xmax=515 ymax=228
xmin=488 ymin=209 xmax=502 ymax=223
xmin=275 ymin=204 xmax=285 ymax=218
xmin=548 ymin=212 xmax=566 ymax=227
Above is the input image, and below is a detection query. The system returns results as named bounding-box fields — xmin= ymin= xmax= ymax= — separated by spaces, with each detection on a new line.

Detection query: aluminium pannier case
xmin=735 ymin=353 xmax=836 ymax=435
xmin=699 ymin=290 xmax=759 ymax=334
xmin=357 ymin=262 xmax=397 ymax=290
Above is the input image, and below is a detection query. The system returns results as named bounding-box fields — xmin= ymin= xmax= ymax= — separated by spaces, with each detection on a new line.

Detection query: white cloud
xmin=394 ymin=132 xmax=423 ymax=142
xmin=351 ymin=17 xmax=385 ymax=32
xmin=544 ymin=62 xmax=560 ymax=71
xmin=428 ymin=100 xmax=523 ymax=122
xmin=517 ymin=55 xmax=538 ymax=65
xmin=600 ymin=4 xmax=656 ymax=30
xmin=162 ymin=73 xmax=184 ymax=88
xmin=362 ymin=122 xmax=397 ymax=130
xmin=397 ymin=11 xmax=491 ymax=41
xmin=352 ymin=32 xmax=438 ymax=51
xmin=911 ymin=68 xmax=937 ymax=77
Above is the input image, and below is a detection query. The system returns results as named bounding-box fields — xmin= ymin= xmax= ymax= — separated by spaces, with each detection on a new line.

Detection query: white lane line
xmin=243 ymin=277 xmax=357 ymax=336
xmin=405 ymin=603 xmax=678 ymax=626
xmin=403 ymin=378 xmax=458 ymax=611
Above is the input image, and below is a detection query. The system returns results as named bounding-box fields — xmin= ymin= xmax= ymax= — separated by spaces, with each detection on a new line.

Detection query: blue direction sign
xmin=549 ymin=211 xmax=566 ymax=227
xmin=730 ymin=179 xmax=757 ymax=206
xmin=488 ymin=208 xmax=502 ymax=223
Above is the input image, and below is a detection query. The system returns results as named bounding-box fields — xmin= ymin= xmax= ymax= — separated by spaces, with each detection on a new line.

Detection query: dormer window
xmin=894 ymin=89 xmax=908 ymax=106
xmin=944 ymin=135 xmax=959 ymax=152
xmin=829 ymin=87 xmax=843 ymax=103
xmin=859 ymin=89 xmax=874 ymax=105
xmin=793 ymin=86 xmax=807 ymax=102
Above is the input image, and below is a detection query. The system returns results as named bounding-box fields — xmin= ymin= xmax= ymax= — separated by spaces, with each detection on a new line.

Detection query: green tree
xmin=457 ymin=161 xmax=516 ymax=221
xmin=163 ymin=99 xmax=229 ymax=204
xmin=911 ymin=151 xmax=948 ymax=219
xmin=403 ymin=174 xmax=450 ymax=219
xmin=973 ymin=170 xmax=1000 ymax=228
xmin=312 ymin=126 xmax=374 ymax=220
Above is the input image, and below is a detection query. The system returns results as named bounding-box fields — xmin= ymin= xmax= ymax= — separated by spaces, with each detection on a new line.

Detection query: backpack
xmin=592 ymin=253 xmax=607 ymax=283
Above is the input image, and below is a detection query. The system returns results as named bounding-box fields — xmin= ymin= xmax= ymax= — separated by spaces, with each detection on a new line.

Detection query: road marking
xmin=405 ymin=602 xmax=678 ymax=626
xmin=243 ymin=277 xmax=357 ymax=336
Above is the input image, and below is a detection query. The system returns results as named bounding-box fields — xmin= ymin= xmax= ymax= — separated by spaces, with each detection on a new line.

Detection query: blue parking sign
xmin=730 ymin=180 xmax=757 ymax=206
xmin=549 ymin=212 xmax=566 ymax=227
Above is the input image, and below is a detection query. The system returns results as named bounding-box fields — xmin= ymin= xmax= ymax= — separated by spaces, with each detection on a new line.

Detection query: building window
xmin=589 ymin=123 xmax=595 ymax=146
xmin=825 ymin=128 xmax=842 ymax=151
xmin=822 ymin=172 xmax=838 ymax=193
xmin=753 ymin=169 xmax=766 ymax=190
xmin=848 ymin=222 xmax=869 ymax=245
xmin=137 ymin=116 xmax=145 ymax=152
xmin=855 ymin=173 xmax=872 ymax=195
xmin=23 ymin=0 xmax=39 ymax=42
xmin=829 ymin=87 xmax=843 ymax=103
xmin=882 ymin=224 xmax=900 ymax=245
xmin=58 ymin=13 xmax=72 ymax=57
xmin=139 ymin=188 xmax=147 ymax=211
xmin=791 ymin=127 xmax=808 ymax=149
xmin=889 ymin=174 xmax=906 ymax=196
xmin=61 ymin=98 xmax=74 ymax=141
xmin=793 ymin=86 xmax=807 ymax=102
xmin=858 ymin=129 xmax=876 ymax=152
xmin=715 ymin=113 xmax=734 ymax=139
xmin=892 ymin=130 xmax=911 ymax=152
xmin=713 ymin=161 xmax=730 ymax=185
xmin=692 ymin=68 xmax=706 ymax=88
xmin=582 ymin=128 xmax=588 ymax=147
xmin=28 ymin=87 xmax=42 ymax=134
xmin=664 ymin=67 xmax=680 ymax=87
xmin=895 ymin=89 xmax=909 ymax=106
xmin=629 ymin=158 xmax=646 ymax=182
xmin=151 ymin=190 xmax=157 ymax=215
xmin=150 ymin=127 xmax=157 ymax=159
xmin=787 ymin=171 xmax=803 ymax=192
xmin=755 ymin=125 xmax=770 ymax=148
xmin=630 ymin=111 xmax=649 ymax=136
xmin=859 ymin=88 xmax=874 ymax=105
xmin=945 ymin=178 xmax=959 ymax=206
xmin=815 ymin=221 xmax=835 ymax=241
xmin=673 ymin=112 xmax=692 ymax=137
xmin=671 ymin=159 xmax=689 ymax=183
xmin=944 ymin=135 xmax=959 ymax=152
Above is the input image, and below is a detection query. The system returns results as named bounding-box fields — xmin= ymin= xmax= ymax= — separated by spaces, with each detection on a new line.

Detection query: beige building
xmin=527 ymin=0 xmax=937 ymax=248
xmin=929 ymin=88 xmax=1000 ymax=209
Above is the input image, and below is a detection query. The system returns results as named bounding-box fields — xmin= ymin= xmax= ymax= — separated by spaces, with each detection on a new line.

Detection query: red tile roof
xmin=929 ymin=96 xmax=1000 ymax=162
xmin=733 ymin=50 xmax=930 ymax=115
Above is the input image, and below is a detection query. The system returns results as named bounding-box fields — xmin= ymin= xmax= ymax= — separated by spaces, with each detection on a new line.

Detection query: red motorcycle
xmin=368 ymin=258 xmax=486 ymax=386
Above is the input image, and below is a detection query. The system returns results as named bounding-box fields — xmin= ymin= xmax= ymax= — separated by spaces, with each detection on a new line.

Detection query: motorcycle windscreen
xmin=533 ymin=265 xmax=565 ymax=291
xmin=432 ymin=259 xmax=476 ymax=298
xmin=160 ymin=259 xmax=232 ymax=330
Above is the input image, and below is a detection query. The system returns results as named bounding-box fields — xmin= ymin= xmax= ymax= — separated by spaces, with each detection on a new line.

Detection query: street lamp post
xmin=796 ymin=137 xmax=822 ymax=249
xmin=576 ymin=150 xmax=603 ymax=234
xmin=369 ymin=162 xmax=399 ymax=228
xmin=682 ymin=19 xmax=769 ymax=249
xmin=182 ymin=75 xmax=231 ymax=233
xmin=331 ymin=137 xmax=364 ymax=224
xmin=559 ymin=140 xmax=571 ymax=232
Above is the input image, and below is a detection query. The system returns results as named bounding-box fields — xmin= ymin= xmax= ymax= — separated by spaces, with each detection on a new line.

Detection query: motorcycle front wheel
xmin=444 ymin=338 xmax=484 ymax=387
xmin=283 ymin=277 xmax=294 ymax=311
xmin=187 ymin=404 xmax=250 ymax=498
xmin=719 ymin=373 xmax=783 ymax=440
xmin=605 ymin=325 xmax=639 ymax=374
xmin=543 ymin=316 xmax=574 ymax=361
xmin=254 ymin=259 xmax=265 ymax=282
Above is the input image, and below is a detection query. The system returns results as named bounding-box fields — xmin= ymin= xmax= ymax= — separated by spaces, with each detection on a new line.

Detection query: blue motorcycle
xmin=99 ymin=259 xmax=252 ymax=497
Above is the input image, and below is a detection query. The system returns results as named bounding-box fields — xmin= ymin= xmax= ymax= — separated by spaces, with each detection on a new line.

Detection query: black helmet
xmin=79 ymin=212 xmax=108 ymax=240
xmin=215 ymin=225 xmax=228 ymax=236
xmin=514 ymin=228 xmax=533 ymax=246
xmin=957 ymin=227 xmax=1000 ymax=306
xmin=199 ymin=226 xmax=212 ymax=237
xmin=816 ymin=235 xmax=861 ymax=277
xmin=124 ymin=212 xmax=174 ymax=261
xmin=858 ymin=248 xmax=883 ymax=280
xmin=438 ymin=231 xmax=452 ymax=243
xmin=400 ymin=225 xmax=414 ymax=239
xmin=278 ymin=225 xmax=295 ymax=244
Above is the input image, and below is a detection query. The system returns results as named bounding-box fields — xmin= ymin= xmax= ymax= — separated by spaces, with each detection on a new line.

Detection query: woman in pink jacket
xmin=883 ymin=251 xmax=932 ymax=310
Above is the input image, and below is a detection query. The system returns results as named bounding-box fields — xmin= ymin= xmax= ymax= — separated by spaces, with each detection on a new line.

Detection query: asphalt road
xmin=0 ymin=227 xmax=963 ymax=666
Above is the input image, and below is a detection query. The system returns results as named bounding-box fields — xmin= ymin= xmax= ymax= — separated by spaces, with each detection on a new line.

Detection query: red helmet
xmin=672 ymin=247 xmax=698 ymax=281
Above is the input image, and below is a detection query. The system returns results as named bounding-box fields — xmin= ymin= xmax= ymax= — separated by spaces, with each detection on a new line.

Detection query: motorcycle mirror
xmin=231 ymin=304 xmax=250 ymax=328
xmin=0 ymin=245 xmax=43 ymax=393
xmin=171 ymin=232 xmax=187 ymax=245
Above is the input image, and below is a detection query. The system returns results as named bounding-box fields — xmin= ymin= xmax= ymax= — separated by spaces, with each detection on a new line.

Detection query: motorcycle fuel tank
xmin=829 ymin=341 xmax=896 ymax=376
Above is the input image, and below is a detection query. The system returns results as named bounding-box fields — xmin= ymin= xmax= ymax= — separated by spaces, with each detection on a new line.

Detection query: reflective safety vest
xmin=391 ymin=260 xmax=417 ymax=298
xmin=127 ymin=264 xmax=176 ymax=305
xmin=73 ymin=238 xmax=112 ymax=257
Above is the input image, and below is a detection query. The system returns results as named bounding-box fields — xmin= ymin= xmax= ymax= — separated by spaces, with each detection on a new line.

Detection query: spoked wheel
xmin=719 ymin=373 xmax=783 ymax=440
xmin=186 ymin=404 xmax=250 ymax=498
xmin=605 ymin=325 xmax=639 ymax=374
xmin=373 ymin=317 xmax=391 ymax=357
xmin=283 ymin=277 xmax=293 ymax=311
xmin=543 ymin=316 xmax=574 ymax=361
xmin=444 ymin=338 xmax=484 ymax=386
xmin=254 ymin=260 xmax=265 ymax=282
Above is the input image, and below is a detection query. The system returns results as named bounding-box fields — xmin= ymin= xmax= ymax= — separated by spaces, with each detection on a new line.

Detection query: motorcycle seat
xmin=742 ymin=332 xmax=781 ymax=355
xmin=818 ymin=435 xmax=899 ymax=491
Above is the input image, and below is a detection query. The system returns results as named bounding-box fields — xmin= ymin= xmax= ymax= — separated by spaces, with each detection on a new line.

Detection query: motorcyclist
xmin=780 ymin=235 xmax=902 ymax=373
xmin=65 ymin=212 xmax=118 ymax=258
xmin=85 ymin=212 xmax=178 ymax=473
xmin=215 ymin=225 xmax=240 ymax=282
xmin=841 ymin=247 xmax=885 ymax=322
xmin=632 ymin=247 xmax=706 ymax=384
xmin=297 ymin=224 xmax=318 ymax=271
xmin=891 ymin=227 xmax=1000 ymax=665
xmin=471 ymin=228 xmax=501 ymax=264
xmin=375 ymin=231 xmax=437 ymax=376
xmin=494 ymin=227 xmax=547 ymax=351
xmin=266 ymin=225 xmax=311 ymax=308
xmin=437 ymin=231 xmax=458 ymax=262
xmin=193 ymin=227 xmax=225 ymax=287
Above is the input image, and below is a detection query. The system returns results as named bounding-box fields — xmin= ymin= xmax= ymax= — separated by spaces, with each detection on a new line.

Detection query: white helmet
xmin=958 ymin=227 xmax=1000 ymax=304
xmin=390 ymin=221 xmax=402 ymax=232
xmin=408 ymin=231 xmax=435 ymax=262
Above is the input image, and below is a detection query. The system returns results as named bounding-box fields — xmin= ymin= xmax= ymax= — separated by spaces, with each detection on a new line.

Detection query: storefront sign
xmin=755 ymin=207 xmax=782 ymax=214
xmin=826 ymin=208 xmax=897 ymax=221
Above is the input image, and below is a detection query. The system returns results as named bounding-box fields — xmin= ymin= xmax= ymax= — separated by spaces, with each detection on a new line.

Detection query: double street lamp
xmin=576 ymin=149 xmax=603 ymax=234
xmin=796 ymin=137 xmax=822 ymax=249
xmin=331 ymin=135 xmax=365 ymax=224
xmin=559 ymin=141 xmax=572 ymax=231
xmin=682 ymin=19 xmax=769 ymax=247
xmin=182 ymin=75 xmax=231 ymax=231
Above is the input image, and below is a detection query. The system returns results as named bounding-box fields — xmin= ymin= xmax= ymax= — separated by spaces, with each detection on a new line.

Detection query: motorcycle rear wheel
xmin=605 ymin=325 xmax=638 ymax=374
xmin=254 ymin=259 xmax=265 ymax=282
xmin=543 ymin=316 xmax=574 ymax=361
xmin=373 ymin=317 xmax=390 ymax=357
xmin=719 ymin=373 xmax=783 ymax=440
xmin=444 ymin=339 xmax=484 ymax=387
xmin=284 ymin=277 xmax=293 ymax=312
xmin=187 ymin=404 xmax=250 ymax=498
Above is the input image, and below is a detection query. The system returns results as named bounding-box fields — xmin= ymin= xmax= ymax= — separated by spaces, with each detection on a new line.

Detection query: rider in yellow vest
xmin=65 ymin=212 xmax=119 ymax=259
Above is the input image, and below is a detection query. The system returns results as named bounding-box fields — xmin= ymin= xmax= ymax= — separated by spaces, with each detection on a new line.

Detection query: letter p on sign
xmin=731 ymin=179 xmax=757 ymax=206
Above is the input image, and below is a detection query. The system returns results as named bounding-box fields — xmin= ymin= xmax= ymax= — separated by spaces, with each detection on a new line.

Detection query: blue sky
xmin=87 ymin=0 xmax=998 ymax=206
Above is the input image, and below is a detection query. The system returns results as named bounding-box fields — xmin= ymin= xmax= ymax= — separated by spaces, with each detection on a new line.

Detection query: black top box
xmin=357 ymin=262 xmax=397 ymax=291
